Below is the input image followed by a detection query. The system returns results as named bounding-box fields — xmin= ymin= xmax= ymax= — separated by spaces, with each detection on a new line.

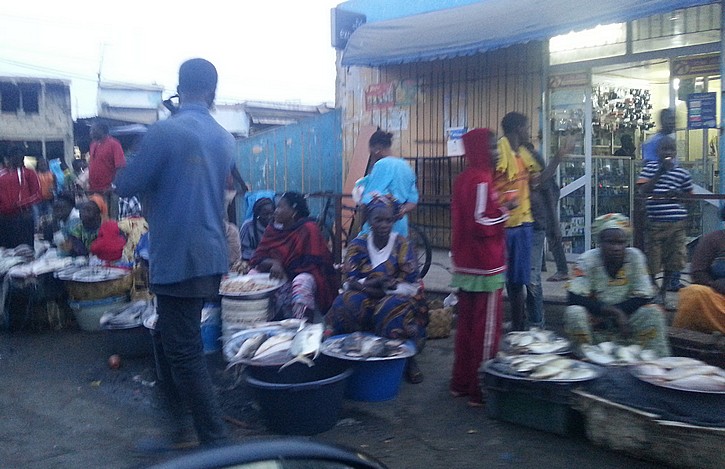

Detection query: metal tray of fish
xmin=485 ymin=357 xmax=603 ymax=383
xmin=219 ymin=273 xmax=284 ymax=299
xmin=630 ymin=359 xmax=725 ymax=394
xmin=321 ymin=333 xmax=415 ymax=362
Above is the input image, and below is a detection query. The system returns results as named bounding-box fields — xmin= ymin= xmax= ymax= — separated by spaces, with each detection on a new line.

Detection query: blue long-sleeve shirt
xmin=114 ymin=103 xmax=235 ymax=285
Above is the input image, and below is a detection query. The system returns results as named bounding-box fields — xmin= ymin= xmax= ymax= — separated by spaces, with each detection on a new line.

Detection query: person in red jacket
xmin=0 ymin=146 xmax=41 ymax=248
xmin=449 ymin=128 xmax=510 ymax=407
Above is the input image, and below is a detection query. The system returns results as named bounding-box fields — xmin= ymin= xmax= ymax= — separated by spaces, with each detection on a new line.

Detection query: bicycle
xmin=313 ymin=191 xmax=432 ymax=278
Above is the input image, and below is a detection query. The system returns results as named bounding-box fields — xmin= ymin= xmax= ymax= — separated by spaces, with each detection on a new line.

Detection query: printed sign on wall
xmin=365 ymin=82 xmax=396 ymax=111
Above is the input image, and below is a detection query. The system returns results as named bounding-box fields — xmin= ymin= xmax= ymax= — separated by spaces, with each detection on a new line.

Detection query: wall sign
xmin=446 ymin=127 xmax=467 ymax=156
xmin=673 ymin=54 xmax=720 ymax=78
xmin=365 ymin=82 xmax=396 ymax=111
xmin=687 ymin=92 xmax=717 ymax=129
xmin=548 ymin=73 xmax=590 ymax=89
xmin=331 ymin=8 xmax=366 ymax=50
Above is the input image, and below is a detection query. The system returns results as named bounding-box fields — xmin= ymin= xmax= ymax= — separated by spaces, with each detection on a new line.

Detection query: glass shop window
xmin=632 ymin=4 xmax=721 ymax=53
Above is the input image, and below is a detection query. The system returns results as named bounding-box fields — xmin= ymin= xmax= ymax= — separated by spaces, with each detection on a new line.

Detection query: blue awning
xmin=341 ymin=0 xmax=716 ymax=67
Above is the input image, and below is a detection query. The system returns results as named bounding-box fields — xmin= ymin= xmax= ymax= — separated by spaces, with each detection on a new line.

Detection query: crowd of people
xmin=2 ymin=56 xmax=722 ymax=450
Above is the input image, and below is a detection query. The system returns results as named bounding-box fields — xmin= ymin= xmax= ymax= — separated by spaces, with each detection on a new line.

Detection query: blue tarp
xmin=342 ymin=0 xmax=716 ymax=67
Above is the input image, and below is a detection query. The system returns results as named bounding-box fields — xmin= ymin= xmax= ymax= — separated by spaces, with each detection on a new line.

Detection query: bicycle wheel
xmin=408 ymin=224 xmax=432 ymax=278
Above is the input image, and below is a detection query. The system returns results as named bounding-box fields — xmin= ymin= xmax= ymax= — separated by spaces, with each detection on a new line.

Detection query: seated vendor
xmin=61 ymin=195 xmax=125 ymax=261
xmin=239 ymin=197 xmax=275 ymax=261
xmin=565 ymin=213 xmax=670 ymax=357
xmin=250 ymin=192 xmax=338 ymax=321
xmin=673 ymin=206 xmax=725 ymax=334
xmin=40 ymin=192 xmax=80 ymax=246
xmin=325 ymin=196 xmax=428 ymax=384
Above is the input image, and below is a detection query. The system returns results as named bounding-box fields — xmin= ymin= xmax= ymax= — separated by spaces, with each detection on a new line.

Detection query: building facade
xmin=0 ymin=76 xmax=74 ymax=165
xmin=333 ymin=0 xmax=722 ymax=251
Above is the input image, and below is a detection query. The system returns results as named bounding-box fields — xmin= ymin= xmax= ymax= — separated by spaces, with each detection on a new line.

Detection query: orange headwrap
xmin=88 ymin=194 xmax=109 ymax=220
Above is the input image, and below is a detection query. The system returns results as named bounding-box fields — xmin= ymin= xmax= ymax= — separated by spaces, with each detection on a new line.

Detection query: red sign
xmin=365 ymin=82 xmax=395 ymax=111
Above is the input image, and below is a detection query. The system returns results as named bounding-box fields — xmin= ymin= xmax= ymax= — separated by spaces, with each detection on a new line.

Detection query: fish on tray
xmin=279 ymin=323 xmax=324 ymax=370
xmin=327 ymin=332 xmax=406 ymax=359
xmin=580 ymin=342 xmax=658 ymax=365
xmin=495 ymin=353 xmax=599 ymax=381
xmin=633 ymin=357 xmax=725 ymax=392
xmin=504 ymin=328 xmax=570 ymax=354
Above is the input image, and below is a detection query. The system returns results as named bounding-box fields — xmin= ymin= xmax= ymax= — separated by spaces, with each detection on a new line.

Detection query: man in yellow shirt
xmin=495 ymin=112 xmax=541 ymax=331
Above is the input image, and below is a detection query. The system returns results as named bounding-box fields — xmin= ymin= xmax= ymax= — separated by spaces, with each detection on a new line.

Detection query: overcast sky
xmin=0 ymin=0 xmax=341 ymax=118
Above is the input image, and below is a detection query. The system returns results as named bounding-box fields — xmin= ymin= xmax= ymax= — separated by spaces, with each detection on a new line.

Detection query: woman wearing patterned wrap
xmin=325 ymin=196 xmax=428 ymax=384
xmin=564 ymin=213 xmax=670 ymax=357
xmin=251 ymin=192 xmax=338 ymax=321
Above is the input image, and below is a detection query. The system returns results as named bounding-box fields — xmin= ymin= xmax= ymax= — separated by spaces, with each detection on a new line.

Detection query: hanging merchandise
xmin=592 ymin=85 xmax=654 ymax=132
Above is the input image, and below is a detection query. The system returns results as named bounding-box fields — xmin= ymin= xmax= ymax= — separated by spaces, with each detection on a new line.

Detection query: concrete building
xmin=0 ymin=76 xmax=74 ymax=165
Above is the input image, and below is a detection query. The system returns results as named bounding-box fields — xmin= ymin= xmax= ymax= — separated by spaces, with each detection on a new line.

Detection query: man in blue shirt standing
xmin=642 ymin=108 xmax=676 ymax=162
xmin=115 ymin=58 xmax=233 ymax=448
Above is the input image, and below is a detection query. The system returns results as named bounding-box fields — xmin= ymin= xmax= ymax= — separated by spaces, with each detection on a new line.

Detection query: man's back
xmin=115 ymin=103 xmax=235 ymax=285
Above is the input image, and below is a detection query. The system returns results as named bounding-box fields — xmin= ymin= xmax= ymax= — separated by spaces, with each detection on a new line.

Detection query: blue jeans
xmin=526 ymin=229 xmax=545 ymax=328
xmin=154 ymin=295 xmax=228 ymax=444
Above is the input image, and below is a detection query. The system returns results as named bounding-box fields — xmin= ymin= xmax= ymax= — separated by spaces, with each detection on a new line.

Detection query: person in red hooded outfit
xmin=449 ymin=128 xmax=510 ymax=407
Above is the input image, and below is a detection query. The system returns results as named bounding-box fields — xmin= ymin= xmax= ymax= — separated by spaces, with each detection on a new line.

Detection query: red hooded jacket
xmin=451 ymin=129 xmax=508 ymax=277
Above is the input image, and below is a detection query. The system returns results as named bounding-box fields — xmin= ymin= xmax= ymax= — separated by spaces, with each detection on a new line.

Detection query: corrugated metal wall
xmin=234 ymin=109 xmax=343 ymax=219
xmin=338 ymin=42 xmax=545 ymax=246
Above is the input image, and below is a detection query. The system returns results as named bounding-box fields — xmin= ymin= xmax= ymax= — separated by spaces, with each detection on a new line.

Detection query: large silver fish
xmin=252 ymin=333 xmax=295 ymax=360
xmin=233 ymin=333 xmax=268 ymax=360
xmin=279 ymin=324 xmax=324 ymax=370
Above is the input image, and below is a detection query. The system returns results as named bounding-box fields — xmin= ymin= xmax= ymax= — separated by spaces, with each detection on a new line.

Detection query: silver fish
xmin=233 ymin=333 xmax=268 ymax=360
xmin=667 ymin=374 xmax=725 ymax=392
xmin=663 ymin=365 xmax=722 ymax=381
xmin=252 ymin=333 xmax=295 ymax=359
xmin=279 ymin=324 xmax=324 ymax=370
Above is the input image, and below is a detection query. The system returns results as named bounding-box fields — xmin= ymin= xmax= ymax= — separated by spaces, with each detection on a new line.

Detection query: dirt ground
xmin=0 ymin=301 xmax=664 ymax=469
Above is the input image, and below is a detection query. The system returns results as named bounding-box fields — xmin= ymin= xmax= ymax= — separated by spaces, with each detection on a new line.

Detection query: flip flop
xmin=546 ymin=272 xmax=569 ymax=282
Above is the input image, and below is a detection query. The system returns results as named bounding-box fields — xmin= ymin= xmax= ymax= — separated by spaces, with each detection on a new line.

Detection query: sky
xmin=0 ymin=0 xmax=342 ymax=118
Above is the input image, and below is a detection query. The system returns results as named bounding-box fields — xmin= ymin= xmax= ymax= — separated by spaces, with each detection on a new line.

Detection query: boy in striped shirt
xmin=637 ymin=136 xmax=692 ymax=303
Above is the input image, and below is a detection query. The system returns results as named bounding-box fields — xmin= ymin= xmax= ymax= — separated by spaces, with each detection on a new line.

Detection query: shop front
xmin=337 ymin=0 xmax=722 ymax=250
xmin=544 ymin=2 xmax=723 ymax=255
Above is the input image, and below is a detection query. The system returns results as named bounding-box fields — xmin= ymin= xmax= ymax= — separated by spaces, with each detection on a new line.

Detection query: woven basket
xmin=65 ymin=273 xmax=133 ymax=301
xmin=427 ymin=307 xmax=453 ymax=339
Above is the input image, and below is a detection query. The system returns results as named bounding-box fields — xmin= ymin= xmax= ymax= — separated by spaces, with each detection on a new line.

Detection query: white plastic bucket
xmin=221 ymin=297 xmax=269 ymax=335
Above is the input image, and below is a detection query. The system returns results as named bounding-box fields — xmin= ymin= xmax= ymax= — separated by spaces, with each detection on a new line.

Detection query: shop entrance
xmin=548 ymin=56 xmax=721 ymax=258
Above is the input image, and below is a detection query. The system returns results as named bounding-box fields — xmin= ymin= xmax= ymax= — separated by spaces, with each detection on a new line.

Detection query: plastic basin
xmin=343 ymin=358 xmax=408 ymax=402
xmin=245 ymin=360 xmax=352 ymax=435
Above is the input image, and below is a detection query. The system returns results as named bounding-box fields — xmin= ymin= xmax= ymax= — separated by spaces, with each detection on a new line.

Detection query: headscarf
xmin=88 ymin=194 xmax=109 ymax=220
xmin=593 ymin=213 xmax=632 ymax=239
xmin=90 ymin=221 xmax=126 ymax=261
xmin=365 ymin=194 xmax=400 ymax=219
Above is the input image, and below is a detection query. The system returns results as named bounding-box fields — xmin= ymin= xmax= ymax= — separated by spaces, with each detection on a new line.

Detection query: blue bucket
xmin=344 ymin=358 xmax=408 ymax=402
xmin=201 ymin=322 xmax=222 ymax=354
xmin=322 ymin=334 xmax=415 ymax=402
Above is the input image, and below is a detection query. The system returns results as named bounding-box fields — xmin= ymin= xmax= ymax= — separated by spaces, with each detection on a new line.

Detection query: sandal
xmin=404 ymin=357 xmax=424 ymax=384
xmin=450 ymin=390 xmax=466 ymax=398
xmin=546 ymin=272 xmax=569 ymax=282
